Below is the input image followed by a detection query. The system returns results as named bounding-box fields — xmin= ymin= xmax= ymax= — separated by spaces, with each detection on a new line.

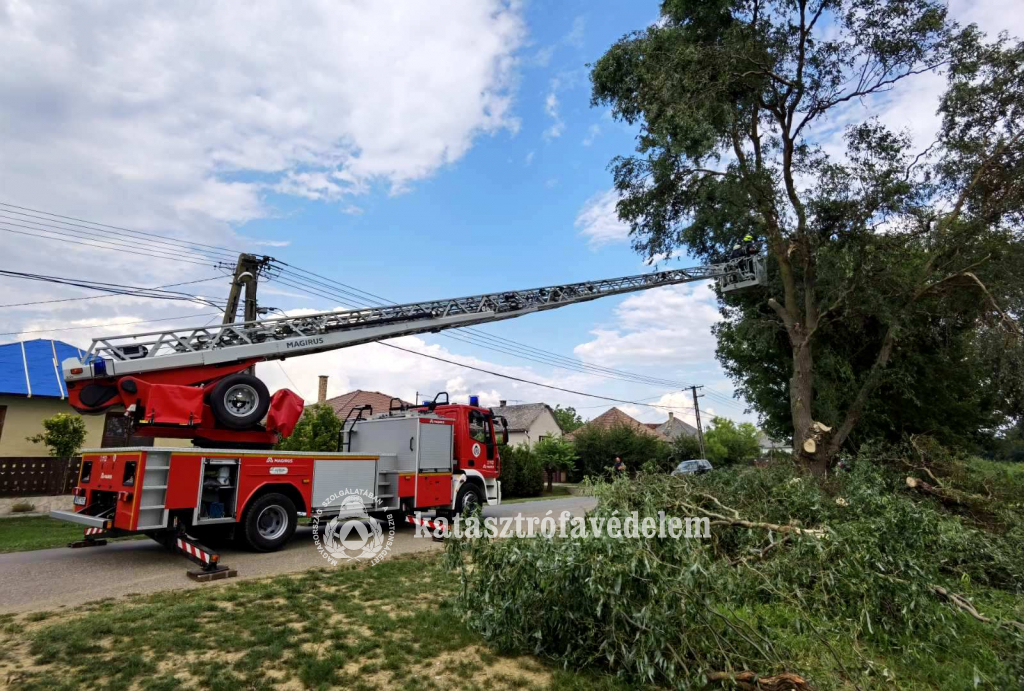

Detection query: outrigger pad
xmin=68 ymin=539 xmax=107 ymax=548
xmin=186 ymin=566 xmax=238 ymax=583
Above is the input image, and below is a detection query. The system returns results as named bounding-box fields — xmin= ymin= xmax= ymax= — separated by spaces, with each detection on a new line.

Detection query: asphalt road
xmin=0 ymin=496 xmax=596 ymax=614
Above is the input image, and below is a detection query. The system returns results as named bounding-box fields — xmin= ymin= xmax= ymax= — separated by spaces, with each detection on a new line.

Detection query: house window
xmin=102 ymin=413 xmax=154 ymax=448
xmin=0 ymin=405 xmax=6 ymax=443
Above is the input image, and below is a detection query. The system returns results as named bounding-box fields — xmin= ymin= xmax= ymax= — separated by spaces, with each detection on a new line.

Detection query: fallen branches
xmin=706 ymin=670 xmax=812 ymax=690
xmin=931 ymin=586 xmax=1024 ymax=634
xmin=678 ymin=497 xmax=828 ymax=538
xmin=904 ymin=476 xmax=989 ymax=508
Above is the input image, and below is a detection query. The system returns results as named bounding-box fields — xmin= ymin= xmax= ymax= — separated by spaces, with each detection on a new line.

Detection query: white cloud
xmin=525 ymin=150 xmax=536 ymax=165
xmin=0 ymin=1 xmax=525 ymax=220
xmin=543 ymin=91 xmax=565 ymax=140
xmin=565 ymin=16 xmax=586 ymax=48
xmin=582 ymin=123 xmax=601 ymax=146
xmin=0 ymin=0 xmax=526 ymax=345
xmin=574 ymin=188 xmax=630 ymax=248
xmin=573 ymin=282 xmax=721 ymax=366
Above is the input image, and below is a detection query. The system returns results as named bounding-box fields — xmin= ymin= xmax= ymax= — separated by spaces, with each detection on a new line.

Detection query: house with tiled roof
xmin=326 ymin=389 xmax=412 ymax=419
xmin=650 ymin=412 xmax=699 ymax=440
xmin=565 ymin=407 xmax=669 ymax=442
xmin=489 ymin=401 xmax=562 ymax=448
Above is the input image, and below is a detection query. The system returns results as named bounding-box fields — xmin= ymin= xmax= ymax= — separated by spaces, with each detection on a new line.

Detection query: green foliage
xmin=552 ymin=405 xmax=584 ymax=433
xmin=702 ymin=416 xmax=760 ymax=466
xmin=568 ymin=424 xmax=670 ymax=479
xmin=446 ymin=448 xmax=1024 ymax=688
xmin=534 ymin=436 xmax=576 ymax=490
xmin=668 ymin=433 xmax=703 ymax=465
xmin=27 ymin=413 xmax=87 ymax=460
xmin=589 ymin=0 xmax=1024 ymax=462
xmin=497 ymin=443 xmax=544 ymax=498
xmin=274 ymin=404 xmax=342 ymax=452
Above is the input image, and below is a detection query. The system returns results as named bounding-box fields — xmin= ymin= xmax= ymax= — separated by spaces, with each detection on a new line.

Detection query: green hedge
xmin=497 ymin=443 xmax=544 ymax=498
xmin=569 ymin=424 xmax=672 ymax=479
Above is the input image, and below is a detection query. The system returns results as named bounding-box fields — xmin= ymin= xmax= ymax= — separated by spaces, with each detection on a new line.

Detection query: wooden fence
xmin=0 ymin=457 xmax=82 ymax=497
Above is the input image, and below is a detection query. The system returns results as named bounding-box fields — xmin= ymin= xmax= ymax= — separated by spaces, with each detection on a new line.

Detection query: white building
xmin=490 ymin=401 xmax=562 ymax=447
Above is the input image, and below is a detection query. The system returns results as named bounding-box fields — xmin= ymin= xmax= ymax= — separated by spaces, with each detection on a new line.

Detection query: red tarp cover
xmin=267 ymin=388 xmax=305 ymax=438
xmin=145 ymin=383 xmax=205 ymax=425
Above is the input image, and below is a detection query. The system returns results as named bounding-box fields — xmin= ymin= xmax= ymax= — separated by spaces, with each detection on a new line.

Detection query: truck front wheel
xmin=455 ymin=482 xmax=484 ymax=516
xmin=240 ymin=493 xmax=296 ymax=552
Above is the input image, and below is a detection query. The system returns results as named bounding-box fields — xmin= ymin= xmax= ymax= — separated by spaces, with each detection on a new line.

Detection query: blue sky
xmin=1 ymin=0 xmax=1016 ymax=427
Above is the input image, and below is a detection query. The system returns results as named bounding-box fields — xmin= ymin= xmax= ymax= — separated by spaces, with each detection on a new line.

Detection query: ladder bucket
xmin=718 ymin=256 xmax=767 ymax=294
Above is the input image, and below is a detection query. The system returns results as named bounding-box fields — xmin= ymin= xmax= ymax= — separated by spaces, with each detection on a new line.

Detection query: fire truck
xmin=49 ymin=253 xmax=765 ymax=577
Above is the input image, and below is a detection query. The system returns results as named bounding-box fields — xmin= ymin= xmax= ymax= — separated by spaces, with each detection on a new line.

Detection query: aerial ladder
xmin=62 ymin=254 xmax=766 ymax=448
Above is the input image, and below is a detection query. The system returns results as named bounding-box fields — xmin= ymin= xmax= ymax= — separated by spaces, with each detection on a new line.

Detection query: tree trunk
xmin=789 ymin=341 xmax=828 ymax=474
xmin=547 ymin=469 xmax=553 ymax=492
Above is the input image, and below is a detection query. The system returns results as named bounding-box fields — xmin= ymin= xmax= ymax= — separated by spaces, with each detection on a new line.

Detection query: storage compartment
xmin=197 ymin=458 xmax=239 ymax=522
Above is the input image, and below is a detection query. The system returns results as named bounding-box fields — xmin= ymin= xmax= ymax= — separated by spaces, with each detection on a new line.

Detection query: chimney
xmin=317 ymin=375 xmax=328 ymax=405
xmin=668 ymin=411 xmax=674 ymax=420
xmin=499 ymin=400 xmax=507 ymax=407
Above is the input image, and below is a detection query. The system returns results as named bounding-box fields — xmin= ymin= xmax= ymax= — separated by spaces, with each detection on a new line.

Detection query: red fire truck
xmin=50 ymin=253 xmax=764 ymax=576
xmin=57 ymin=394 xmax=504 ymax=572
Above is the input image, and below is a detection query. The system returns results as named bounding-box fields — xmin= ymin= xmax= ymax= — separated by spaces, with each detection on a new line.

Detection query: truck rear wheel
xmin=240 ymin=493 xmax=296 ymax=552
xmin=209 ymin=373 xmax=270 ymax=430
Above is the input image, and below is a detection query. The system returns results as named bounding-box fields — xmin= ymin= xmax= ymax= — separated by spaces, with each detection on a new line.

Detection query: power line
xmin=0 ymin=223 xmax=217 ymax=267
xmin=0 ymin=270 xmax=227 ymax=310
xmin=0 ymin=216 xmax=221 ymax=266
xmin=0 ymin=275 xmax=229 ymax=308
xmin=0 ymin=311 xmax=223 ymax=338
xmin=0 ymin=202 xmax=242 ymax=259
xmin=379 ymin=342 xmax=699 ymax=412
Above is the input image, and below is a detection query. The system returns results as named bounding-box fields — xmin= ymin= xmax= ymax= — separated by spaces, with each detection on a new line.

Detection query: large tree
xmin=591 ymin=0 xmax=1023 ymax=472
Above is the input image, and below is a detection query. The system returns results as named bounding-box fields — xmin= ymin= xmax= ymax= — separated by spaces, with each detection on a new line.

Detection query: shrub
xmin=446 ymin=450 xmax=1024 ymax=688
xmin=27 ymin=413 xmax=87 ymax=461
xmin=533 ymin=437 xmax=575 ymax=491
xmin=702 ymin=416 xmax=760 ymax=466
xmin=497 ymin=443 xmax=543 ymax=498
xmin=569 ymin=424 xmax=671 ymax=479
xmin=10 ymin=501 xmax=36 ymax=514
xmin=275 ymin=404 xmax=342 ymax=452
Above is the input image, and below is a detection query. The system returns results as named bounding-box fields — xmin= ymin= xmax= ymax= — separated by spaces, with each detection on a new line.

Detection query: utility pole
xmin=222 ymin=254 xmax=270 ymax=324
xmin=690 ymin=385 xmax=706 ymax=459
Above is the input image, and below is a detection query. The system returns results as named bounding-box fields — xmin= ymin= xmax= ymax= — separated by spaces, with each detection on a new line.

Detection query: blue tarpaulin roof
xmin=0 ymin=339 xmax=89 ymax=398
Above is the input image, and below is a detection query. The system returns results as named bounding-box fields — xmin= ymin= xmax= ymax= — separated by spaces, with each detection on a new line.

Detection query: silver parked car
xmin=671 ymin=459 xmax=713 ymax=475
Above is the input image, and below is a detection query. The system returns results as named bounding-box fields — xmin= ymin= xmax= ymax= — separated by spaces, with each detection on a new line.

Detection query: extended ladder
xmin=64 ymin=257 xmax=766 ymax=381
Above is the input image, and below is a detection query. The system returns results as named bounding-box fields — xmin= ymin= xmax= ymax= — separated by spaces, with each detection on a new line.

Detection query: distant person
xmin=613 ymin=456 xmax=626 ymax=477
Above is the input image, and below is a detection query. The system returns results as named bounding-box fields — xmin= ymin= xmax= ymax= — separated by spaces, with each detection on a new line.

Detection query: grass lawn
xmin=0 ymin=553 xmax=629 ymax=691
xmin=502 ymin=485 xmax=575 ymax=504
xmin=0 ymin=516 xmax=144 ymax=554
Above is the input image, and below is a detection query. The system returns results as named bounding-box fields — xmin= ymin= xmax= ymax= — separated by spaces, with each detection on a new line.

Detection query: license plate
xmin=74 ymin=495 xmax=86 ymax=506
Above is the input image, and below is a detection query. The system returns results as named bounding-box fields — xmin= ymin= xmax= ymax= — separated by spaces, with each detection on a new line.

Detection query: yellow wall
xmin=0 ymin=395 xmax=106 ymax=456
xmin=0 ymin=395 xmax=191 ymax=456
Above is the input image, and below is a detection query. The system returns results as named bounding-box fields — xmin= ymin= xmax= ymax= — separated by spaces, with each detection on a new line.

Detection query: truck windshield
xmin=468 ymin=410 xmax=490 ymax=444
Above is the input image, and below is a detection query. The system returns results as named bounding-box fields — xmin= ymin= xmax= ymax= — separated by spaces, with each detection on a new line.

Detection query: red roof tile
xmin=325 ymin=390 xmax=411 ymax=418
xmin=565 ymin=407 xmax=669 ymax=441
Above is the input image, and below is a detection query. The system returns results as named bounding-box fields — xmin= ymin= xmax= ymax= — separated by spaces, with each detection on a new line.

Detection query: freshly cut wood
xmin=802 ymin=438 xmax=817 ymax=454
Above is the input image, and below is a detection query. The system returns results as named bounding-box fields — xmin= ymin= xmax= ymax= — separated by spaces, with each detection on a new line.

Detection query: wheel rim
xmin=223 ymin=383 xmax=260 ymax=418
xmin=256 ymin=505 xmax=287 ymax=540
xmin=463 ymin=490 xmax=480 ymax=513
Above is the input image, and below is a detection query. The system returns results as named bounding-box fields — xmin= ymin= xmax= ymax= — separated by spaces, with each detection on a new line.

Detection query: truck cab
xmin=412 ymin=395 xmax=505 ymax=512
